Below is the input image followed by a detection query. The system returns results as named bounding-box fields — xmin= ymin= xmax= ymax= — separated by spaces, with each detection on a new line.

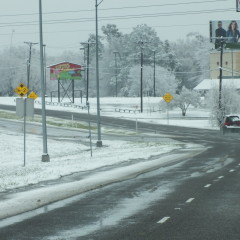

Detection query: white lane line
xmin=229 ymin=169 xmax=235 ymax=172
xmin=157 ymin=216 xmax=170 ymax=224
xmin=186 ymin=198 xmax=195 ymax=203
xmin=218 ymin=176 xmax=224 ymax=179
xmin=204 ymin=184 xmax=211 ymax=188
xmin=238 ymin=164 xmax=240 ymax=166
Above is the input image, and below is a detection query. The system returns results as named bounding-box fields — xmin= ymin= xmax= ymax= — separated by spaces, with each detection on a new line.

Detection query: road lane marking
xmin=204 ymin=184 xmax=211 ymax=188
xmin=186 ymin=198 xmax=195 ymax=203
xmin=157 ymin=217 xmax=170 ymax=224
xmin=229 ymin=169 xmax=235 ymax=172
xmin=218 ymin=176 xmax=224 ymax=179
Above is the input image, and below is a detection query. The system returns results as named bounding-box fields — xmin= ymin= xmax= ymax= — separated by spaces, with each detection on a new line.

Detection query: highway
xmin=0 ymin=104 xmax=239 ymax=240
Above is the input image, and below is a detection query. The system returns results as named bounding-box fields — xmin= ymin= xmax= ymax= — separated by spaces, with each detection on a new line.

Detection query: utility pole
xmin=140 ymin=43 xmax=143 ymax=112
xmin=218 ymin=37 xmax=224 ymax=125
xmin=80 ymin=47 xmax=86 ymax=102
xmin=95 ymin=0 xmax=103 ymax=147
xmin=113 ymin=51 xmax=119 ymax=97
xmin=153 ymin=50 xmax=156 ymax=97
xmin=24 ymin=41 xmax=38 ymax=90
xmin=39 ymin=0 xmax=50 ymax=162
xmin=81 ymin=40 xmax=95 ymax=103
xmin=138 ymin=40 xmax=150 ymax=112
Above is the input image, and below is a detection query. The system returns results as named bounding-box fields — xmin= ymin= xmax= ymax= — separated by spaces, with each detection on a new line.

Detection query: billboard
xmin=210 ymin=20 xmax=240 ymax=48
xmin=49 ymin=62 xmax=82 ymax=80
xmin=237 ymin=0 xmax=240 ymax=12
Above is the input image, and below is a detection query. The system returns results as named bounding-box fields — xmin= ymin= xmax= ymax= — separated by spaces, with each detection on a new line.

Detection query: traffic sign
xmin=163 ymin=93 xmax=173 ymax=103
xmin=28 ymin=91 xmax=38 ymax=100
xmin=15 ymin=83 xmax=29 ymax=97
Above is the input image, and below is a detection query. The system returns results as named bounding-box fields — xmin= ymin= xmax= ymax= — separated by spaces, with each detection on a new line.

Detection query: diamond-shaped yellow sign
xmin=15 ymin=83 xmax=29 ymax=97
xmin=163 ymin=93 xmax=173 ymax=103
xmin=28 ymin=91 xmax=38 ymax=100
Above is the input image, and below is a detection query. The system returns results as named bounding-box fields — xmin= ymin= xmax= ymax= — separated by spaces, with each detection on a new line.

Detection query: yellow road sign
xmin=15 ymin=83 xmax=29 ymax=97
xmin=163 ymin=93 xmax=173 ymax=103
xmin=28 ymin=91 xmax=38 ymax=100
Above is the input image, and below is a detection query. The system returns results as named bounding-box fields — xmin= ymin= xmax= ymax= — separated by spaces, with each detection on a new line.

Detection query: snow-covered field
xmin=0 ymin=97 xmax=214 ymax=193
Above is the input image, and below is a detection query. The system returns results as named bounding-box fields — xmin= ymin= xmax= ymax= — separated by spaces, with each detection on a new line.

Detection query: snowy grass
xmin=0 ymin=130 xmax=180 ymax=192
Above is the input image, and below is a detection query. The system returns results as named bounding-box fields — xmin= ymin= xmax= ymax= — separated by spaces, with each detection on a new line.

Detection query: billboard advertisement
xmin=210 ymin=20 xmax=240 ymax=48
xmin=237 ymin=0 xmax=240 ymax=12
xmin=49 ymin=62 xmax=82 ymax=80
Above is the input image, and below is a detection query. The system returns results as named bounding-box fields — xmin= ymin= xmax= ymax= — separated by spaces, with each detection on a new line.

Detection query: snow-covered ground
xmin=0 ymin=97 xmax=214 ymax=193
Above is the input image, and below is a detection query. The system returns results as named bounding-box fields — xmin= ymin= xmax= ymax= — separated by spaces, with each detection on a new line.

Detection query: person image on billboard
xmin=215 ymin=21 xmax=226 ymax=49
xmin=226 ymin=20 xmax=240 ymax=43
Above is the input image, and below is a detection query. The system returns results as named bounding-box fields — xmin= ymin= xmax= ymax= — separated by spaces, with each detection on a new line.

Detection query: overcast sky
xmin=0 ymin=0 xmax=238 ymax=56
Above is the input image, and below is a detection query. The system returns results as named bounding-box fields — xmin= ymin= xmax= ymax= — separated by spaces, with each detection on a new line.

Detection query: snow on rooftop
xmin=194 ymin=78 xmax=240 ymax=90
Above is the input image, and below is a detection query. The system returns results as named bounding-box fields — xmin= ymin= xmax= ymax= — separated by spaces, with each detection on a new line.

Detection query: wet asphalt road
xmin=0 ymin=104 xmax=240 ymax=239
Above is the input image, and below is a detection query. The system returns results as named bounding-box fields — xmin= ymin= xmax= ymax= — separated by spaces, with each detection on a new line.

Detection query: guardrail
xmin=115 ymin=108 xmax=141 ymax=113
xmin=34 ymin=100 xmax=87 ymax=110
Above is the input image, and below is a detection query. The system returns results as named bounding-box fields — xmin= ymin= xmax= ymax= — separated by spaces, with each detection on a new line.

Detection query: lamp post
xmin=95 ymin=0 xmax=103 ymax=147
xmin=113 ymin=51 xmax=119 ymax=97
xmin=39 ymin=0 xmax=50 ymax=162
xmin=43 ymin=44 xmax=47 ymax=94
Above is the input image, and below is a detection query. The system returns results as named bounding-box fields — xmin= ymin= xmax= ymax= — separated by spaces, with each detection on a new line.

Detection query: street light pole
xmin=113 ymin=51 xmax=119 ymax=97
xmin=39 ymin=0 xmax=50 ymax=162
xmin=95 ymin=0 xmax=103 ymax=147
xmin=43 ymin=44 xmax=47 ymax=94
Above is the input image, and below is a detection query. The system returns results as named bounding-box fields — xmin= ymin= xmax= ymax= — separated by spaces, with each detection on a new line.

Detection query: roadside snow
xmin=0 ymin=127 xmax=181 ymax=192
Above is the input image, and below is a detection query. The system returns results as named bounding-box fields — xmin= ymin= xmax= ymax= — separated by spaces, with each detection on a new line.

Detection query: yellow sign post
xmin=28 ymin=91 xmax=38 ymax=100
xmin=15 ymin=83 xmax=29 ymax=97
xmin=163 ymin=93 xmax=173 ymax=125
xmin=163 ymin=93 xmax=173 ymax=103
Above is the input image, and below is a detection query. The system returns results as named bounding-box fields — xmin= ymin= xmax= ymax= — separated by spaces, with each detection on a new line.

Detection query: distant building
xmin=195 ymin=49 xmax=240 ymax=96
xmin=210 ymin=50 xmax=240 ymax=79
xmin=194 ymin=78 xmax=240 ymax=96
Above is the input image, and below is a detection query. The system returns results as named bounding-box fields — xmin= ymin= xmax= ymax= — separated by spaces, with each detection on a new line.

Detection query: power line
xmin=99 ymin=0 xmax=229 ymax=11
xmin=0 ymin=23 xmax=208 ymax=37
xmin=0 ymin=0 xmax=228 ymax=18
xmin=0 ymin=8 xmax=234 ymax=28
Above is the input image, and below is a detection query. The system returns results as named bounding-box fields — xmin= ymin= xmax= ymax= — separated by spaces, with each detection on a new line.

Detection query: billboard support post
xmin=72 ymin=80 xmax=75 ymax=104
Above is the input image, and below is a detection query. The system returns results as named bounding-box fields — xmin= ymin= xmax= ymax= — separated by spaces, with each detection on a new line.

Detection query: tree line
xmin=0 ymin=24 xmax=211 ymax=98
